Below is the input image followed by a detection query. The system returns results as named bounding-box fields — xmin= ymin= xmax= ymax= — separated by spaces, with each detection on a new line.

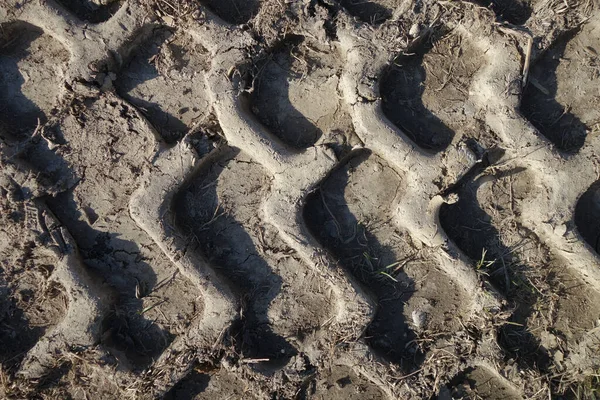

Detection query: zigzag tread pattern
xmin=0 ymin=0 xmax=599 ymax=398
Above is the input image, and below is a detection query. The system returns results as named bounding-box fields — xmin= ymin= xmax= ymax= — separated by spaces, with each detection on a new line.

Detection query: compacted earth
xmin=1 ymin=0 xmax=600 ymax=398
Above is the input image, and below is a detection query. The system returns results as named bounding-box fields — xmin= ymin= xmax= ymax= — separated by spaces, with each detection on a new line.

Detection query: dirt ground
xmin=1 ymin=0 xmax=600 ymax=399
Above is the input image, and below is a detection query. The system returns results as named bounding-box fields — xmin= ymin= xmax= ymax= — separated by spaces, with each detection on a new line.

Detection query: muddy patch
xmin=0 ymin=22 xmax=69 ymax=137
xmin=201 ymin=0 xmax=260 ymax=25
xmin=250 ymin=35 xmax=354 ymax=150
xmin=116 ymin=28 xmax=211 ymax=143
xmin=173 ymin=148 xmax=335 ymax=366
xmin=56 ymin=0 xmax=123 ymax=23
xmin=305 ymin=151 xmax=467 ymax=367
xmin=440 ymin=168 xmax=600 ymax=370
xmin=521 ymin=23 xmax=600 ymax=153
xmin=381 ymin=30 xmax=484 ymax=152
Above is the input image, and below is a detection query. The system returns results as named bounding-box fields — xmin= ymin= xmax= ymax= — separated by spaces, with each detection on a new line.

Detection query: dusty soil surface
xmin=1 ymin=0 xmax=600 ymax=399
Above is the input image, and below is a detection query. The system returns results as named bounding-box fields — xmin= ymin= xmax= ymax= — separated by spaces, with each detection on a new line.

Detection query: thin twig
xmin=522 ymin=35 xmax=533 ymax=88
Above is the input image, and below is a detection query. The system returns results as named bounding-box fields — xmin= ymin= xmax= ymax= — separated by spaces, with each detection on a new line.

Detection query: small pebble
xmin=409 ymin=24 xmax=421 ymax=38
xmin=412 ymin=310 xmax=427 ymax=330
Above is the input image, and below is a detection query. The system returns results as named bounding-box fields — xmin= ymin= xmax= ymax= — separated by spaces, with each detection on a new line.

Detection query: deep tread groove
xmin=172 ymin=148 xmax=326 ymax=365
xmin=469 ymin=0 xmax=531 ymax=25
xmin=0 ymin=22 xmax=68 ymax=137
xmin=440 ymin=170 xmax=555 ymax=370
xmin=521 ymin=29 xmax=588 ymax=154
xmin=575 ymin=180 xmax=600 ymax=254
xmin=201 ymin=0 xmax=260 ymax=25
xmin=55 ymin=0 xmax=123 ymax=23
xmin=381 ymin=29 xmax=477 ymax=152
xmin=305 ymin=151 xmax=421 ymax=367
xmin=2 ymin=1 xmax=600 ymax=398
xmin=337 ymin=0 xmax=394 ymax=24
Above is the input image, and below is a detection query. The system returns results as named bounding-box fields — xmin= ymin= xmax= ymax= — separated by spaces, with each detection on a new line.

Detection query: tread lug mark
xmin=264 ymin=189 xmax=376 ymax=342
xmin=19 ymin=203 xmax=106 ymax=379
xmin=0 ymin=22 xmax=69 ymax=137
xmin=340 ymin=23 xmax=502 ymax=319
xmin=129 ymin=134 xmax=237 ymax=396
xmin=0 ymin=105 xmax=109 ymax=380
xmin=305 ymin=151 xmax=469 ymax=367
xmin=40 ymin=94 xmax=189 ymax=371
xmin=115 ymin=28 xmax=212 ymax=144
xmin=439 ymin=170 xmax=551 ymax=369
xmin=440 ymin=168 xmax=600 ymax=374
xmin=250 ymin=35 xmax=354 ymax=151
xmin=203 ymin=28 xmax=376 ymax=356
xmin=173 ymin=148 xmax=338 ymax=364
xmin=0 ymin=194 xmax=68 ymax=374
xmin=381 ymin=28 xmax=483 ymax=153
xmin=14 ymin=1 xmax=155 ymax=85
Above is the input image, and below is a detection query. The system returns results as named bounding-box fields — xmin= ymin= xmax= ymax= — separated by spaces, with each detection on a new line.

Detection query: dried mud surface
xmin=1 ymin=0 xmax=600 ymax=399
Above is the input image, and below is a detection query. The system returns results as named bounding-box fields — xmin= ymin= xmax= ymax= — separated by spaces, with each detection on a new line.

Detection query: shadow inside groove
xmin=575 ymin=180 xmax=600 ymax=255
xmin=249 ymin=35 xmax=323 ymax=150
xmin=201 ymin=0 xmax=260 ymax=24
xmin=48 ymin=190 xmax=172 ymax=370
xmin=115 ymin=28 xmax=192 ymax=144
xmin=304 ymin=151 xmax=422 ymax=370
xmin=0 ymin=293 xmax=45 ymax=371
xmin=338 ymin=0 xmax=392 ymax=24
xmin=164 ymin=370 xmax=210 ymax=400
xmin=520 ymin=30 xmax=588 ymax=154
xmin=0 ymin=22 xmax=58 ymax=137
xmin=469 ymin=0 xmax=531 ymax=25
xmin=172 ymin=148 xmax=296 ymax=368
xmin=56 ymin=0 xmax=123 ymax=23
xmin=380 ymin=33 xmax=455 ymax=153
xmin=439 ymin=169 xmax=550 ymax=371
